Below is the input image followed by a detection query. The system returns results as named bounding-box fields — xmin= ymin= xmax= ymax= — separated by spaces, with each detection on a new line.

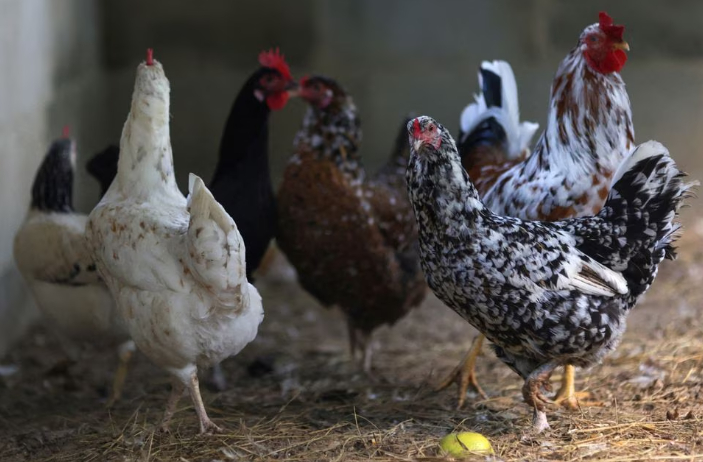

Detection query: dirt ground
xmin=2 ymin=215 xmax=703 ymax=462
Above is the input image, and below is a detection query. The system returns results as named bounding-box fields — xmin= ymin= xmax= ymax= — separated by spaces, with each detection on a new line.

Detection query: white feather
xmin=459 ymin=60 xmax=539 ymax=159
xmin=14 ymin=209 xmax=131 ymax=358
xmin=86 ymin=59 xmax=263 ymax=389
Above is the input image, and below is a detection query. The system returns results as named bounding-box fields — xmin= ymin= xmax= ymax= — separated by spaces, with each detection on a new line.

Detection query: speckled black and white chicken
xmin=85 ymin=50 xmax=263 ymax=434
xmin=13 ymin=131 xmax=134 ymax=404
xmin=406 ymin=116 xmax=694 ymax=432
xmin=440 ymin=12 xmax=635 ymax=409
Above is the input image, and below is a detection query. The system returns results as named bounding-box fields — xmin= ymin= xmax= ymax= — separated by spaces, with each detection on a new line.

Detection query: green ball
xmin=440 ymin=432 xmax=494 ymax=456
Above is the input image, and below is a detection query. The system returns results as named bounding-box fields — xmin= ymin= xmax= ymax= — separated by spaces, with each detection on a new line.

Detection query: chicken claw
xmin=552 ymin=365 xmax=603 ymax=410
xmin=522 ymin=361 xmax=559 ymax=433
xmin=435 ymin=335 xmax=487 ymax=408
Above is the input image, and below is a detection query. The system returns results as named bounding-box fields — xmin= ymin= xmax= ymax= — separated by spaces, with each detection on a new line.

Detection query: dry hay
xmin=2 ymin=225 xmax=703 ymax=461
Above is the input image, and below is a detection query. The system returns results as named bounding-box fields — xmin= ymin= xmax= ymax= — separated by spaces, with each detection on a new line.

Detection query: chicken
xmin=457 ymin=60 xmax=539 ymax=195
xmin=90 ymin=50 xmax=295 ymax=283
xmin=209 ymin=48 xmax=297 ymax=281
xmin=276 ymin=76 xmax=426 ymax=373
xmin=439 ymin=12 xmax=634 ymax=409
xmin=85 ymin=50 xmax=263 ymax=434
xmin=85 ymin=50 xmax=293 ymax=394
xmin=13 ymin=130 xmax=134 ymax=405
xmin=85 ymin=144 xmax=234 ymax=395
xmin=86 ymin=144 xmax=119 ymax=196
xmin=407 ymin=115 xmax=694 ymax=432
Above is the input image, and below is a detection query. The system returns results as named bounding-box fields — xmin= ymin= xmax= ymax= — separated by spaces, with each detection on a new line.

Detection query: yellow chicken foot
xmin=552 ymin=364 xmax=602 ymax=410
xmin=435 ymin=335 xmax=487 ymax=408
xmin=106 ymin=340 xmax=136 ymax=407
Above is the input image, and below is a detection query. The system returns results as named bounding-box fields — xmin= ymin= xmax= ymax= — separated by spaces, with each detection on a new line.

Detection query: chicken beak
xmin=285 ymin=80 xmax=300 ymax=97
xmin=612 ymin=41 xmax=630 ymax=52
xmin=412 ymin=139 xmax=423 ymax=153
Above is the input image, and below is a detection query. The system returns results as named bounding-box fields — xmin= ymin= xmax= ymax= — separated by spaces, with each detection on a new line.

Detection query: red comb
xmin=146 ymin=48 xmax=154 ymax=66
xmin=412 ymin=119 xmax=421 ymax=138
xmin=61 ymin=125 xmax=70 ymax=138
xmin=598 ymin=12 xmax=625 ymax=41
xmin=258 ymin=48 xmax=292 ymax=81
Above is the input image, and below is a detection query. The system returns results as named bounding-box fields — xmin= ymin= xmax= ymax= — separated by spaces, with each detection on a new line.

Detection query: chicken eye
xmin=589 ymin=35 xmax=599 ymax=43
xmin=428 ymin=125 xmax=435 ymax=132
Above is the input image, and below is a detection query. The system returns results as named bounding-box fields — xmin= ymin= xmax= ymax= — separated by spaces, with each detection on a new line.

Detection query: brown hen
xmin=277 ymin=76 xmax=425 ymax=373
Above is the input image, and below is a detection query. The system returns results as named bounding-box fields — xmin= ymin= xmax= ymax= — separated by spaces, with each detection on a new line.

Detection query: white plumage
xmin=85 ymin=52 xmax=263 ymax=434
xmin=13 ymin=138 xmax=134 ymax=404
xmin=459 ymin=60 xmax=539 ymax=159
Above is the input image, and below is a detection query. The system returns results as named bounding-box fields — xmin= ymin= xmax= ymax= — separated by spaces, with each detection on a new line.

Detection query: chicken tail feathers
xmin=458 ymin=60 xmax=538 ymax=163
xmin=186 ymin=173 xmax=248 ymax=308
xmin=600 ymin=141 xmax=696 ymax=300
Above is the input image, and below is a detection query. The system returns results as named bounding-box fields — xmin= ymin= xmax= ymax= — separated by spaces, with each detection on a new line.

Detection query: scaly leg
xmin=435 ymin=335 xmax=487 ymax=408
xmin=106 ymin=341 xmax=136 ymax=407
xmin=552 ymin=364 xmax=602 ymax=410
xmin=160 ymin=378 xmax=186 ymax=432
xmin=187 ymin=370 xmax=223 ymax=434
xmin=522 ymin=361 xmax=559 ymax=433
xmin=347 ymin=320 xmax=374 ymax=375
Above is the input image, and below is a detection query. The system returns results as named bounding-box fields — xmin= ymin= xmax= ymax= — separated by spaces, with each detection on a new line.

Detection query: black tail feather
xmin=480 ymin=67 xmax=503 ymax=109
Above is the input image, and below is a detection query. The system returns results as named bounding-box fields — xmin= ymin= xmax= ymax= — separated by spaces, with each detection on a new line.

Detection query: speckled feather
xmin=277 ymin=83 xmax=425 ymax=335
xmin=462 ymin=25 xmax=634 ymax=220
xmin=407 ymin=117 xmax=693 ymax=381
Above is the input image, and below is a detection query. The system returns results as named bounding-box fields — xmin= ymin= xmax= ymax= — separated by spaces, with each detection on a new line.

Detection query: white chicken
xmin=85 ymin=49 xmax=264 ymax=434
xmin=13 ymin=131 xmax=135 ymax=404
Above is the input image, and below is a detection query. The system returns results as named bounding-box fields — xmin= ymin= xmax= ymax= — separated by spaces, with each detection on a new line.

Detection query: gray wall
xmin=1 ymin=0 xmax=702 ymax=355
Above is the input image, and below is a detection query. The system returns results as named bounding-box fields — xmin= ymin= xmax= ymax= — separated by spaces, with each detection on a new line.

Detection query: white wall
xmin=0 ymin=0 xmax=108 ymax=356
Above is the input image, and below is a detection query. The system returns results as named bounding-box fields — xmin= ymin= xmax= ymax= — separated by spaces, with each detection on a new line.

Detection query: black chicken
xmin=210 ymin=48 xmax=296 ymax=280
xmin=406 ymin=115 xmax=694 ymax=432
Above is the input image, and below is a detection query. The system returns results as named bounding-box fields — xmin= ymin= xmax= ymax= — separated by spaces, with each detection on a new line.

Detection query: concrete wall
xmin=96 ymin=0 xmax=703 ymax=186
xmin=2 ymin=0 xmax=702 ymax=355
xmin=0 ymin=0 xmax=109 ymax=356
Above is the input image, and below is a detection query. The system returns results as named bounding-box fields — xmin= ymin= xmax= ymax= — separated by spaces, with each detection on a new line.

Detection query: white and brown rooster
xmin=86 ymin=50 xmax=264 ymax=434
xmin=14 ymin=130 xmax=134 ymax=404
xmin=439 ymin=12 xmax=634 ymax=409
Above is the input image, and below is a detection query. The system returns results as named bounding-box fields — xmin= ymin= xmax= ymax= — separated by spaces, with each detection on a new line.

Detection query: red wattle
xmin=584 ymin=49 xmax=627 ymax=74
xmin=267 ymin=92 xmax=290 ymax=111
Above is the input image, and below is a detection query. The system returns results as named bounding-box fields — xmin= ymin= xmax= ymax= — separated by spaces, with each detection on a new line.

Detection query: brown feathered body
xmin=277 ymin=78 xmax=425 ymax=366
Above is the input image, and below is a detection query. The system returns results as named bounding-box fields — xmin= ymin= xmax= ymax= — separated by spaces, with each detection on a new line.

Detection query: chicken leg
xmin=160 ymin=378 xmax=186 ymax=432
xmin=347 ymin=321 xmax=374 ymax=375
xmin=552 ymin=364 xmax=601 ymax=410
xmin=107 ymin=340 xmax=136 ymax=407
xmin=435 ymin=335 xmax=487 ymax=407
xmin=522 ymin=361 xmax=559 ymax=433
xmin=187 ymin=371 xmax=223 ymax=434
